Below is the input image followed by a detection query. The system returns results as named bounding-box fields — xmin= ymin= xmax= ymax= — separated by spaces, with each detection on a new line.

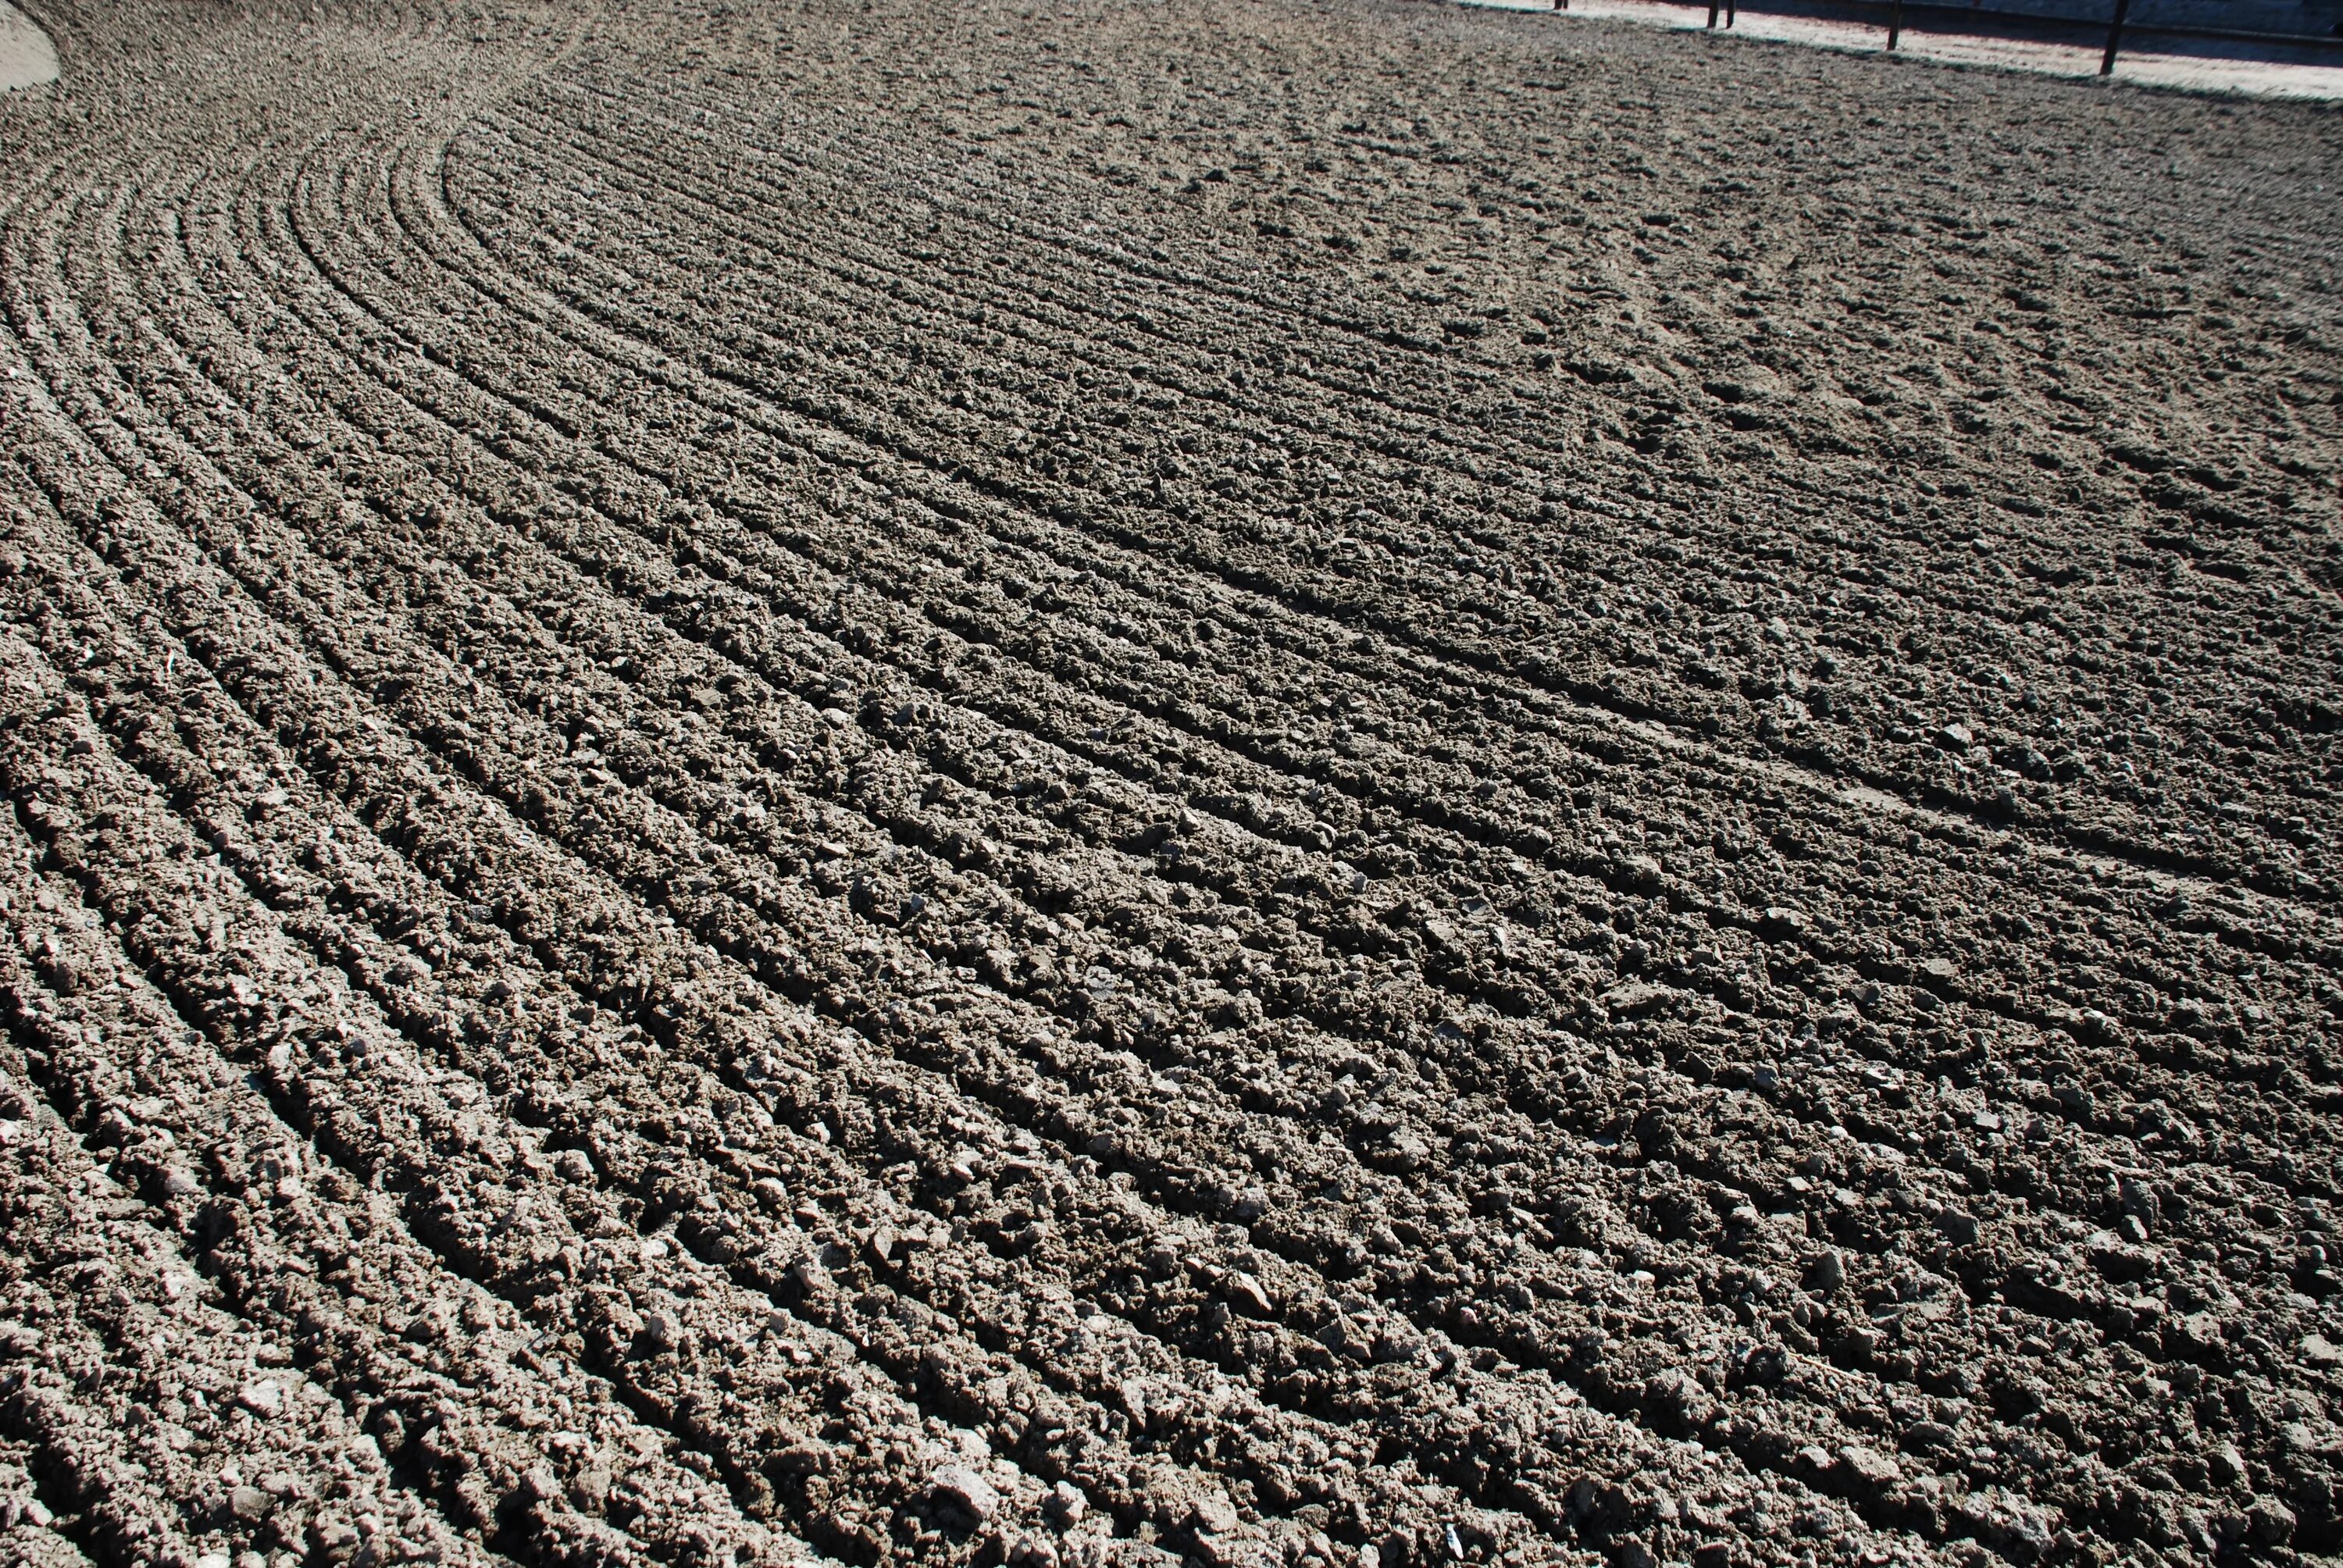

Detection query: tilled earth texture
xmin=1 ymin=2 xmax=2340 ymax=1568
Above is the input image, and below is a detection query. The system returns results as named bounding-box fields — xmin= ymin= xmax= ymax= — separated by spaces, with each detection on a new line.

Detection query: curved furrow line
xmin=0 ymin=319 xmax=843 ymax=1565
xmin=0 ymin=186 xmax=1574 ymax=1565
xmin=155 ymin=73 xmax=2334 ymax=1527
xmin=417 ymin=88 xmax=2343 ymax=979
xmin=366 ymin=117 xmax=2339 ymax=1158
xmin=366 ymin=103 xmax=2343 ymax=1078
xmin=0 ymin=1054 xmax=228 ymax=1568
xmin=233 ymin=64 xmax=2146 ymax=1396
xmin=471 ymin=89 xmax=1611 ymax=508
xmin=4 ymin=471 xmax=1631 ymax=1565
xmin=59 ymin=91 xmax=2268 ymax=1556
xmin=6 ymin=6 xmax=2339 ymax=1567
xmin=247 ymin=122 xmax=2315 ymax=1312
xmin=0 ymin=799 xmax=664 ymax=1568
xmin=0 ymin=171 xmax=1190 ymax=1565
xmin=9 ymin=169 xmax=1940 ymax=1565
xmin=36 ymin=34 xmax=2343 ymax=1368
xmin=269 ymin=67 xmax=2343 ymax=1556
xmin=0 ymin=888 xmax=503 ymax=1568
xmin=458 ymin=75 xmax=2334 ymax=912
xmin=0 ymin=534 xmax=1011 ymax=1568
xmin=678 ymin=26 xmax=2334 ymax=705
xmin=0 ymin=150 xmax=933 ymax=1565
xmin=0 ymin=207 xmax=1640 ymax=1565
xmin=117 ymin=104 xmax=1557 ymax=1437
xmin=0 ymin=600 xmax=690 ymax=1568
xmin=139 ymin=194 xmax=1998 ymax=1546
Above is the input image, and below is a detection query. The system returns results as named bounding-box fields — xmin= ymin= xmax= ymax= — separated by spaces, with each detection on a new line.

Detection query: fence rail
xmin=1560 ymin=0 xmax=2343 ymax=71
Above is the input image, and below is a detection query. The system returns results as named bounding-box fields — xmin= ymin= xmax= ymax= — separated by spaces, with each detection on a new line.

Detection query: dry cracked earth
xmin=1 ymin=2 xmax=2340 ymax=1567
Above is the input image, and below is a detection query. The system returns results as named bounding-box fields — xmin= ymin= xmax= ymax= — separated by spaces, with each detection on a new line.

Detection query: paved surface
xmin=1472 ymin=0 xmax=2343 ymax=97
xmin=0 ymin=3 xmax=59 ymax=93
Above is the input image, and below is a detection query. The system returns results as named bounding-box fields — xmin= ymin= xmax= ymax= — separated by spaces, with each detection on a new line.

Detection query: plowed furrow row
xmin=55 ymin=125 xmax=2071 ymax=1537
xmin=59 ymin=165 xmax=2268 ymax=1568
xmin=0 ymin=611 xmax=995 ymax=1568
xmin=0 ymin=610 xmax=847 ymax=1568
xmin=453 ymin=77 xmax=2334 ymax=907
xmin=0 ymin=868 xmax=500 ymax=1568
xmin=0 ymin=411 xmax=1492 ymax=1568
xmin=50 ymin=82 xmax=2343 ymax=1537
xmin=0 ymin=275 xmax=1129 ymax=1556
xmin=335 ymin=112 xmax=2343 ymax=1209
xmin=0 ymin=150 xmax=1022 ymax=1565
xmin=389 ymin=107 xmax=2343 ymax=1026
xmin=321 ymin=107 xmax=2334 ymax=1087
xmin=0 ymin=214 xmax=1921 ymax=1565
xmin=5 ymin=2 xmax=2339 ymax=1565
xmin=109 ymin=222 xmax=2234 ymax=1563
xmin=0 ymin=321 xmax=1649 ymax=1565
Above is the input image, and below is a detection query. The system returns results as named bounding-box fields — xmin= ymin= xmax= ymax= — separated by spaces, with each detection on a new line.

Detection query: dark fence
xmin=1551 ymin=0 xmax=2343 ymax=73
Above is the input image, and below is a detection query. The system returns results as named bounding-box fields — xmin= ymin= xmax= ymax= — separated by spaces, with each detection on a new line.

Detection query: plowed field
xmin=2 ymin=3 xmax=2341 ymax=1567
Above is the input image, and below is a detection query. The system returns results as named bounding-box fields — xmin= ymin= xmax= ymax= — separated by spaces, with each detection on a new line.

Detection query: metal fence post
xmin=1888 ymin=0 xmax=1905 ymax=46
xmin=2101 ymin=0 xmax=2132 ymax=71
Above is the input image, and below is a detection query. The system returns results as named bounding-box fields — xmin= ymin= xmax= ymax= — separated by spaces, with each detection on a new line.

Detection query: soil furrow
xmin=256 ymin=112 xmax=2343 ymax=1087
xmin=0 ymin=265 xmax=1874 ymax=1565
xmin=5 ymin=1 xmax=2340 ymax=1563
xmin=0 ymin=616 xmax=845 ymax=1568
xmin=0 ymin=896 xmax=501 ymax=1568
xmin=444 ymin=73 xmax=2338 ymax=907
xmin=0 ymin=368 xmax=1649 ymax=1565
xmin=32 ymin=80 xmax=2343 ymax=1546
xmin=13 ymin=174 xmax=1996 ymax=1556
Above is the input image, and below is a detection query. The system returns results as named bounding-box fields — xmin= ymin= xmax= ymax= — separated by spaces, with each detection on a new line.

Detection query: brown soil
xmin=1 ymin=2 xmax=2339 ymax=1568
